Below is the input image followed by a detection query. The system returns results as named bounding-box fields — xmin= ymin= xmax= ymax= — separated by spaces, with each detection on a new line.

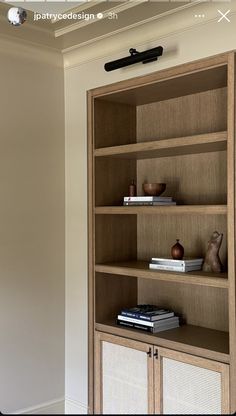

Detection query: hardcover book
xmin=151 ymin=257 xmax=203 ymax=265
xmin=123 ymin=196 xmax=173 ymax=202
xmin=117 ymin=315 xmax=179 ymax=327
xmin=149 ymin=263 xmax=202 ymax=272
xmin=123 ymin=201 xmax=176 ymax=206
xmin=117 ymin=319 xmax=179 ymax=333
xmin=120 ymin=305 xmax=174 ymax=321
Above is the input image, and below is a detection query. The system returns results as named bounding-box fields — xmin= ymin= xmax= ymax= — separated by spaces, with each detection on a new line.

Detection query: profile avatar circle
xmin=8 ymin=7 xmax=27 ymax=26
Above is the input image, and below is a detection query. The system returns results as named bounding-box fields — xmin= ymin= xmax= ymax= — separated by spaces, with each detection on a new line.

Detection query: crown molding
xmin=1 ymin=0 xmax=235 ymax=69
xmin=55 ymin=0 xmax=147 ymax=37
xmin=63 ymin=0 xmax=235 ymax=68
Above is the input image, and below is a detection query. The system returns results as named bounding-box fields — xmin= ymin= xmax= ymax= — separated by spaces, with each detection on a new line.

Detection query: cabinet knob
xmin=153 ymin=349 xmax=158 ymax=359
xmin=147 ymin=347 xmax=152 ymax=357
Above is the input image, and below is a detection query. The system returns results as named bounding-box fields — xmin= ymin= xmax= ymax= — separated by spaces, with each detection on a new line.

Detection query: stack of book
xmin=123 ymin=196 xmax=176 ymax=206
xmin=149 ymin=257 xmax=203 ymax=272
xmin=117 ymin=304 xmax=179 ymax=333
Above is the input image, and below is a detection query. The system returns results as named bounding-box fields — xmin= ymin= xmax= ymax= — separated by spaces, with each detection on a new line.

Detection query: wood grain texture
xmin=95 ymin=158 xmax=136 ymax=206
xmin=94 ymin=99 xmax=136 ymax=148
xmin=137 ymin=88 xmax=227 ymax=141
xmin=137 ymin=153 xmax=227 ymax=205
xmin=95 ymin=273 xmax=137 ymax=323
xmin=227 ymin=52 xmax=236 ymax=414
xmin=92 ymin=63 xmax=227 ymax=106
xmin=137 ymin=214 xmax=227 ymax=264
xmin=95 ymin=261 xmax=228 ymax=289
xmin=154 ymin=346 xmax=161 ymax=414
xmin=138 ymin=279 xmax=228 ymax=332
xmin=95 ymin=321 xmax=229 ymax=364
xmin=90 ymin=53 xmax=229 ymax=100
xmin=87 ymin=90 xmax=95 ymax=414
xmin=94 ymin=331 xmax=102 ymax=414
xmin=95 ymin=205 xmax=227 ymax=215
xmin=95 ymin=215 xmax=137 ymax=263
xmin=94 ymin=131 xmax=227 ymax=159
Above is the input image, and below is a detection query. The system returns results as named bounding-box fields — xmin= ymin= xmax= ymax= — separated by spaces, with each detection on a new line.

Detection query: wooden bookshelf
xmin=95 ymin=320 xmax=229 ymax=364
xmin=88 ymin=52 xmax=236 ymax=413
xmin=95 ymin=261 xmax=228 ymax=289
xmin=94 ymin=131 xmax=227 ymax=159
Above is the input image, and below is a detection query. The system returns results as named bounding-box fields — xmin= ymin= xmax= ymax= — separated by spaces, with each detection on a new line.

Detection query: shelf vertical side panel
xmin=227 ymin=52 xmax=236 ymax=414
xmin=87 ymin=90 xmax=95 ymax=414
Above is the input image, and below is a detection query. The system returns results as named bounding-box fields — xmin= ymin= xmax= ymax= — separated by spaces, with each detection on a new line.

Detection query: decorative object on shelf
xmin=171 ymin=239 xmax=184 ymax=260
xmin=104 ymin=46 xmax=163 ymax=72
xmin=128 ymin=180 xmax=136 ymax=197
xmin=143 ymin=182 xmax=166 ymax=196
xmin=202 ymin=231 xmax=223 ymax=273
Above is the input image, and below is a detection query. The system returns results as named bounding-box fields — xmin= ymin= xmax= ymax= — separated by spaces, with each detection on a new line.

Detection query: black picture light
xmin=104 ymin=46 xmax=163 ymax=72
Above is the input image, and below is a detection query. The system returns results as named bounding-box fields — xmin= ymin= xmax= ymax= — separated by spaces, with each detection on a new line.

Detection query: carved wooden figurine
xmin=202 ymin=231 xmax=223 ymax=273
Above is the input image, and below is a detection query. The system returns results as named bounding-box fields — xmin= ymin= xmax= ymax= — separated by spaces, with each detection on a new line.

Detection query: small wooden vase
xmin=171 ymin=239 xmax=184 ymax=260
xmin=129 ymin=180 xmax=136 ymax=197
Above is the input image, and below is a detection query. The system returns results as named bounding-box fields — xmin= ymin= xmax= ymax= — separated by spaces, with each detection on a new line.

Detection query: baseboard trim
xmin=65 ymin=398 xmax=88 ymax=414
xmin=12 ymin=398 xmax=65 ymax=414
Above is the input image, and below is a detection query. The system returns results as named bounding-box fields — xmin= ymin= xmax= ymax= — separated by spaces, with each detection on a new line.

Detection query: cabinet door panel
xmin=154 ymin=347 xmax=229 ymax=415
xmin=95 ymin=332 xmax=154 ymax=414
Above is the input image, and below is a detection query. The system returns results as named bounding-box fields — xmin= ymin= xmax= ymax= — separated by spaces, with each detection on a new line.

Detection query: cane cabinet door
xmin=154 ymin=347 xmax=229 ymax=415
xmin=95 ymin=332 xmax=154 ymax=414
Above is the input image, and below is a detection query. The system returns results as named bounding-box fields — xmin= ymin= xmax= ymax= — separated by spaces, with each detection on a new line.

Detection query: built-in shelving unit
xmin=88 ymin=52 xmax=236 ymax=413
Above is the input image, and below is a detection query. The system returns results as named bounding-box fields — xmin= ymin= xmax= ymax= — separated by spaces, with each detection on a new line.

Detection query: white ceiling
xmin=5 ymin=1 xmax=84 ymax=14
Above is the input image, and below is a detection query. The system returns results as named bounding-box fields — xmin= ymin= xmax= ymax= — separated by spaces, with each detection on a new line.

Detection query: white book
xmin=149 ymin=263 xmax=202 ymax=272
xmin=151 ymin=257 xmax=203 ymax=266
xmin=123 ymin=202 xmax=176 ymax=206
xmin=152 ymin=322 xmax=179 ymax=333
xmin=123 ymin=196 xmax=173 ymax=202
xmin=117 ymin=315 xmax=179 ymax=327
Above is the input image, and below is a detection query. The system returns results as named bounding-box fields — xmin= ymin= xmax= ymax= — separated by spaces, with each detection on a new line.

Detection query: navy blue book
xmin=120 ymin=304 xmax=174 ymax=322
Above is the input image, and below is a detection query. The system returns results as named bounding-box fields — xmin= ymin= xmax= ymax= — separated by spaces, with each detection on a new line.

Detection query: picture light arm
xmin=104 ymin=46 xmax=163 ymax=72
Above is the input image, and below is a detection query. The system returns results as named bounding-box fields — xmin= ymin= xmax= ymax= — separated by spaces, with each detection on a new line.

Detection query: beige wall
xmin=0 ymin=41 xmax=65 ymax=413
xmin=64 ymin=8 xmax=236 ymax=413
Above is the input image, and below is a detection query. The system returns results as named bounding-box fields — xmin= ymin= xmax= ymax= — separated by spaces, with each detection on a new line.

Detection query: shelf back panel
xmin=137 ymin=88 xmax=227 ymax=142
xmin=95 ymin=158 xmax=136 ymax=206
xmin=137 ymin=214 xmax=227 ymax=264
xmin=95 ymin=215 xmax=137 ymax=264
xmin=137 ymin=151 xmax=227 ymax=205
xmin=98 ymin=65 xmax=227 ymax=106
xmin=95 ymin=273 xmax=137 ymax=323
xmin=94 ymin=100 xmax=136 ymax=149
xmin=138 ymin=279 xmax=228 ymax=332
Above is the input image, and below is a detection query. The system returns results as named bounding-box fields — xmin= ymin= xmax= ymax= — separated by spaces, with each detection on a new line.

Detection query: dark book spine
xmin=117 ymin=319 xmax=152 ymax=332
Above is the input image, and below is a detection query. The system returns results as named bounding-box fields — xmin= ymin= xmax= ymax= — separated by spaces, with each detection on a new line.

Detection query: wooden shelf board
xmin=95 ymin=261 xmax=228 ymax=289
xmin=96 ymin=63 xmax=227 ymax=106
xmin=95 ymin=205 xmax=227 ymax=215
xmin=94 ymin=131 xmax=227 ymax=159
xmin=95 ymin=321 xmax=229 ymax=364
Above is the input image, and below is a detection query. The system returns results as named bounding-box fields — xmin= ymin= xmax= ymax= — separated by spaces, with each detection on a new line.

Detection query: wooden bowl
xmin=143 ymin=183 xmax=166 ymax=196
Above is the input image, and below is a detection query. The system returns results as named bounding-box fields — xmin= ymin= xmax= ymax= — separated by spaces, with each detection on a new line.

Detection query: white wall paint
xmin=0 ymin=43 xmax=65 ymax=413
xmin=64 ymin=10 xmax=236 ymax=412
